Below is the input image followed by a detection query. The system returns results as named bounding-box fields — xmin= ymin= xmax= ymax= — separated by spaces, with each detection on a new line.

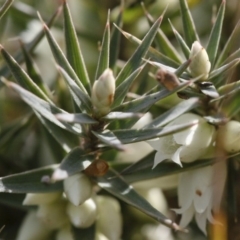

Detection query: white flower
xmin=189 ymin=41 xmax=211 ymax=81
xmin=91 ymin=68 xmax=116 ymax=116
xmin=16 ymin=211 xmax=52 ymax=240
xmin=36 ymin=200 xmax=69 ymax=229
xmin=23 ymin=192 xmax=61 ymax=205
xmin=175 ymin=162 xmax=227 ymax=235
xmin=148 ymin=113 xmax=216 ymax=167
xmin=217 ymin=120 xmax=240 ymax=153
xmin=66 ymin=197 xmax=97 ymax=228
xmin=96 ymin=196 xmax=122 ymax=240
xmin=64 ymin=173 xmax=92 ymax=206
xmin=56 ymin=225 xmax=74 ymax=240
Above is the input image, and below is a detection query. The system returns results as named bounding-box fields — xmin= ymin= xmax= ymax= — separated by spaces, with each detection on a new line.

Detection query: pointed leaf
xmin=206 ymin=0 xmax=225 ymax=67
xmin=20 ymin=41 xmax=51 ymax=97
xmin=56 ymin=112 xmax=98 ymax=124
xmin=111 ymin=120 xmax=198 ymax=144
xmin=35 ymin=111 xmax=78 ymax=153
xmin=216 ymin=19 xmax=240 ymax=67
xmin=63 ymin=0 xmax=91 ymax=93
xmin=0 ymin=165 xmax=62 ymax=193
xmin=0 ymin=45 xmax=52 ymax=103
xmin=0 ymin=0 xmax=13 ymax=20
xmin=0 ymin=6 xmax=61 ymax=78
xmin=2 ymin=79 xmax=82 ymax=135
xmin=39 ymin=14 xmax=88 ymax=97
xmin=114 ymin=80 xmax=192 ymax=113
xmin=0 ymin=193 xmax=26 ymax=209
xmin=174 ymin=59 xmax=192 ymax=77
xmin=144 ymin=97 xmax=200 ymax=128
xmin=113 ymin=64 xmax=145 ymax=107
xmin=209 ymin=58 xmax=240 ymax=81
xmin=95 ymin=11 xmax=110 ymax=80
xmin=103 ymin=112 xmax=143 ymax=120
xmin=115 ymin=15 xmax=163 ymax=85
xmin=110 ymin=1 xmax=123 ymax=68
xmin=95 ymin=169 xmax=184 ymax=231
xmin=179 ymin=0 xmax=199 ymax=47
xmin=57 ymin=66 xmax=92 ymax=112
xmin=51 ymin=147 xmax=94 ymax=181
xmin=169 ymin=19 xmax=190 ymax=58
xmin=142 ymin=3 xmax=182 ymax=63
xmin=92 ymin=130 xmax=125 ymax=151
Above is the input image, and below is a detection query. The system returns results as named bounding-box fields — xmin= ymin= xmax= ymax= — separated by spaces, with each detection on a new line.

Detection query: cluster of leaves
xmin=0 ymin=0 xmax=240 ymax=238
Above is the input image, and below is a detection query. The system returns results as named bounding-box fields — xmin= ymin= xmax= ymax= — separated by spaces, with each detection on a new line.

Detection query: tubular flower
xmin=175 ymin=162 xmax=227 ymax=235
xmin=189 ymin=41 xmax=211 ymax=81
xmin=217 ymin=120 xmax=240 ymax=153
xmin=148 ymin=113 xmax=216 ymax=167
xmin=91 ymin=68 xmax=116 ymax=116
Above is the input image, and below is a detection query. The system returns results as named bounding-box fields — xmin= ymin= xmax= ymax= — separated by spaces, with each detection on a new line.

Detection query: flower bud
xmin=189 ymin=41 xmax=211 ymax=81
xmin=96 ymin=196 xmax=122 ymax=240
xmin=23 ymin=192 xmax=61 ymax=205
xmin=218 ymin=120 xmax=240 ymax=153
xmin=64 ymin=173 xmax=92 ymax=206
xmin=91 ymin=68 xmax=115 ymax=116
xmin=16 ymin=211 xmax=52 ymax=240
xmin=66 ymin=197 xmax=97 ymax=228
xmin=56 ymin=225 xmax=74 ymax=240
xmin=37 ymin=200 xmax=68 ymax=229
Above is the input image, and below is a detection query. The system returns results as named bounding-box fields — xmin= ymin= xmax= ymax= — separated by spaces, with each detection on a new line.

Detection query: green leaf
xmin=115 ymin=15 xmax=163 ymax=85
xmin=110 ymin=0 xmax=123 ymax=69
xmin=2 ymin=79 xmax=82 ymax=135
xmin=63 ymin=0 xmax=91 ymax=93
xmin=113 ymin=64 xmax=145 ymax=108
xmin=209 ymin=58 xmax=240 ymax=81
xmin=39 ymin=13 xmax=88 ymax=96
xmin=0 ymin=0 xmax=13 ymax=20
xmin=118 ymin=27 xmax=179 ymax=68
xmin=72 ymin=224 xmax=96 ymax=240
xmin=57 ymin=66 xmax=92 ymax=113
xmin=174 ymin=59 xmax=191 ymax=77
xmin=178 ymin=0 xmax=199 ymax=47
xmin=35 ymin=111 xmax=78 ymax=153
xmin=144 ymin=97 xmax=200 ymax=128
xmin=92 ymin=130 xmax=125 ymax=151
xmin=0 ymin=193 xmax=27 ymax=209
xmin=51 ymin=147 xmax=94 ymax=181
xmin=111 ymin=120 xmax=198 ymax=144
xmin=169 ymin=19 xmax=190 ymax=59
xmin=0 ymin=45 xmax=52 ymax=103
xmin=0 ymin=6 xmax=60 ymax=78
xmin=114 ymin=80 xmax=192 ymax=113
xmin=55 ymin=112 xmax=98 ymax=124
xmin=20 ymin=41 xmax=51 ymax=97
xmin=142 ymin=3 xmax=182 ymax=63
xmin=206 ymin=0 xmax=225 ymax=67
xmin=216 ymin=19 xmax=240 ymax=67
xmin=95 ymin=169 xmax=183 ymax=231
xmin=95 ymin=11 xmax=110 ymax=80
xmin=103 ymin=112 xmax=143 ymax=120
xmin=0 ymin=165 xmax=62 ymax=193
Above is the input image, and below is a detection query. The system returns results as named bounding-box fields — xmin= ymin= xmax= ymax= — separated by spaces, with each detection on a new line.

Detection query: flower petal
xmin=153 ymin=151 xmax=169 ymax=168
xmin=178 ymin=204 xmax=195 ymax=228
xmin=195 ymin=211 xmax=208 ymax=235
xmin=194 ymin=187 xmax=212 ymax=214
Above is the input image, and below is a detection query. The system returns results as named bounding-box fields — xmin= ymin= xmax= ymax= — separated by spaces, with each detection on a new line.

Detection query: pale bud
xmin=189 ymin=41 xmax=211 ymax=81
xmin=56 ymin=225 xmax=74 ymax=240
xmin=218 ymin=120 xmax=240 ymax=153
xmin=96 ymin=196 xmax=122 ymax=240
xmin=91 ymin=69 xmax=115 ymax=116
xmin=23 ymin=192 xmax=61 ymax=205
xmin=16 ymin=211 xmax=52 ymax=240
xmin=66 ymin=197 xmax=97 ymax=228
xmin=36 ymin=200 xmax=68 ymax=229
xmin=64 ymin=173 xmax=92 ymax=206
